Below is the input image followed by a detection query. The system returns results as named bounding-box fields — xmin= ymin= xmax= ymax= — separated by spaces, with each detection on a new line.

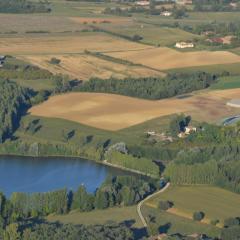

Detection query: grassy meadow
xmin=47 ymin=206 xmax=142 ymax=227
xmin=210 ymin=75 xmax=240 ymax=90
xmin=145 ymin=185 xmax=240 ymax=226
xmin=142 ymin=205 xmax=220 ymax=238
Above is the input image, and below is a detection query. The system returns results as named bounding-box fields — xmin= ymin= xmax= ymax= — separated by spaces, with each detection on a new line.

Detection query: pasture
xmin=167 ymin=62 xmax=240 ymax=75
xmin=144 ymin=185 xmax=240 ymax=226
xmin=210 ymin=76 xmax=240 ymax=90
xmin=47 ymin=206 xmax=142 ymax=227
xmin=21 ymin=54 xmax=162 ymax=80
xmin=142 ymin=205 xmax=220 ymax=238
xmin=107 ymin=47 xmax=240 ymax=71
xmin=100 ymin=22 xmax=200 ymax=46
xmin=29 ymin=89 xmax=240 ymax=131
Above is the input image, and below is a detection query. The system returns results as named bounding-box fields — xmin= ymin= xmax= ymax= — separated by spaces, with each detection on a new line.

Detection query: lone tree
xmin=50 ymin=57 xmax=61 ymax=65
xmin=158 ymin=200 xmax=173 ymax=211
xmin=224 ymin=217 xmax=240 ymax=228
xmin=193 ymin=211 xmax=205 ymax=221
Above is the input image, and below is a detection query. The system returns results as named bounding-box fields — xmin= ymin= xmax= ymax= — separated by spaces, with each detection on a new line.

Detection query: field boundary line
xmin=137 ymin=182 xmax=170 ymax=228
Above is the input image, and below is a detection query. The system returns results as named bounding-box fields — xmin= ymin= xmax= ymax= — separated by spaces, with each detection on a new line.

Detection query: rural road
xmin=137 ymin=182 xmax=171 ymax=228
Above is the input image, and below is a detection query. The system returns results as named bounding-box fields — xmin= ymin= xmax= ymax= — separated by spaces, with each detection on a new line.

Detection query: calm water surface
xmin=0 ymin=156 xmax=132 ymax=196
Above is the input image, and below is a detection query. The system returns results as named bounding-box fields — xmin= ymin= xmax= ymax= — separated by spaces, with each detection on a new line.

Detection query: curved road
xmin=137 ymin=182 xmax=171 ymax=227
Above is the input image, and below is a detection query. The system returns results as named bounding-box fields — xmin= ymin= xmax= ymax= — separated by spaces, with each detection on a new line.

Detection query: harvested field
xmin=21 ymin=54 xmax=163 ymax=80
xmin=0 ymin=33 xmax=150 ymax=55
xmin=29 ymin=89 xmax=240 ymax=130
xmin=107 ymin=47 xmax=240 ymax=70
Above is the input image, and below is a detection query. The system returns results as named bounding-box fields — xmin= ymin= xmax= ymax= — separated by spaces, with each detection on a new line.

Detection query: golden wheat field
xmin=29 ymin=89 xmax=240 ymax=130
xmin=107 ymin=47 xmax=240 ymax=70
xmin=0 ymin=33 xmax=150 ymax=55
xmin=20 ymin=54 xmax=163 ymax=80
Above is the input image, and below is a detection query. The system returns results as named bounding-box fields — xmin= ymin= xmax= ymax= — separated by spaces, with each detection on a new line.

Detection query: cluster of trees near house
xmin=103 ymin=4 xmax=187 ymax=18
xmin=0 ymin=0 xmax=51 ymax=13
xmin=76 ymin=72 xmax=217 ymax=100
xmin=164 ymin=119 xmax=240 ymax=194
xmin=0 ymin=175 xmax=155 ymax=238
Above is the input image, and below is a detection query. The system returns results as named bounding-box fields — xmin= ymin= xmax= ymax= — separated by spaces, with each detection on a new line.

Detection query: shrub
xmin=132 ymin=34 xmax=143 ymax=41
xmin=211 ymin=219 xmax=219 ymax=226
xmin=158 ymin=200 xmax=173 ymax=211
xmin=193 ymin=211 xmax=205 ymax=221
xmin=49 ymin=58 xmax=61 ymax=65
xmin=224 ymin=217 xmax=240 ymax=228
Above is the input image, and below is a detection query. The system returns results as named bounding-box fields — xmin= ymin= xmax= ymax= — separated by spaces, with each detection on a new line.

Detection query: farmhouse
xmin=185 ymin=126 xmax=197 ymax=134
xmin=206 ymin=38 xmax=224 ymax=44
xmin=161 ymin=11 xmax=172 ymax=16
xmin=175 ymin=42 xmax=194 ymax=49
xmin=136 ymin=0 xmax=149 ymax=6
xmin=176 ymin=0 xmax=192 ymax=5
xmin=207 ymin=36 xmax=233 ymax=45
xmin=178 ymin=126 xmax=197 ymax=138
xmin=230 ymin=2 xmax=238 ymax=8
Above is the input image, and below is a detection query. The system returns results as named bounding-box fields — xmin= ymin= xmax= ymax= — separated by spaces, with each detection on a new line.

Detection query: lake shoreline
xmin=0 ymin=153 xmax=153 ymax=179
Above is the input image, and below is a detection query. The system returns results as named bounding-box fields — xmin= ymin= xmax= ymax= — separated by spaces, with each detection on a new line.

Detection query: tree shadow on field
xmin=121 ymin=219 xmax=148 ymax=240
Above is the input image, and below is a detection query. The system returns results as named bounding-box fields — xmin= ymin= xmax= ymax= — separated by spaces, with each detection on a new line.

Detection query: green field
xmin=47 ymin=206 xmax=142 ymax=227
xmin=101 ymin=23 xmax=200 ymax=46
xmin=146 ymin=185 xmax=240 ymax=225
xmin=166 ymin=62 xmax=240 ymax=75
xmin=210 ymin=75 xmax=240 ymax=90
xmin=16 ymin=114 xmax=174 ymax=147
xmin=142 ymin=205 xmax=220 ymax=238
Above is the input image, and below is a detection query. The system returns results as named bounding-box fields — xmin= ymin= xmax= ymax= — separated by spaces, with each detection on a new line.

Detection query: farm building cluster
xmin=136 ymin=0 xmax=192 ymax=7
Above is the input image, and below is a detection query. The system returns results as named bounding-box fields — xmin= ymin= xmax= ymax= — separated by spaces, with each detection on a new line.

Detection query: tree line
xmin=0 ymin=176 xmax=157 ymax=228
xmin=0 ymin=79 xmax=30 ymax=143
xmin=3 ymin=221 xmax=133 ymax=240
xmin=76 ymin=72 xmax=217 ymax=100
xmin=193 ymin=0 xmax=240 ymax=12
xmin=0 ymin=0 xmax=51 ymax=13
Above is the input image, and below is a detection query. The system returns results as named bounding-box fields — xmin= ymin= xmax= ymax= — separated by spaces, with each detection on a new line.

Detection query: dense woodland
xmin=0 ymin=80 xmax=30 ymax=143
xmin=77 ymin=72 xmax=217 ymax=100
xmin=193 ymin=0 xmax=240 ymax=11
xmin=3 ymin=222 xmax=133 ymax=240
xmin=0 ymin=0 xmax=51 ymax=13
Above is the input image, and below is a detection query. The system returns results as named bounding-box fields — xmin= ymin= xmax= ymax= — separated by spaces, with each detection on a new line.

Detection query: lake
xmin=0 ymin=156 xmax=134 ymax=197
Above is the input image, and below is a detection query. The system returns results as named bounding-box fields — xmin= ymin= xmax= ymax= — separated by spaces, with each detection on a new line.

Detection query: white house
xmin=185 ymin=126 xmax=197 ymax=135
xmin=161 ymin=11 xmax=172 ymax=16
xmin=136 ymin=1 xmax=149 ymax=6
xmin=175 ymin=42 xmax=194 ymax=49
